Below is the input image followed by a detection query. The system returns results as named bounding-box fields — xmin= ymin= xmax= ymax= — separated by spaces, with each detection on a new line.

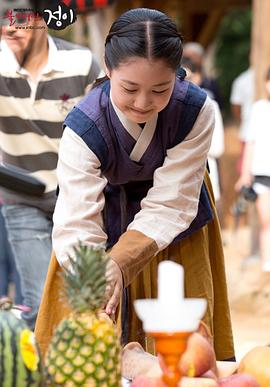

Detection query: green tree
xmin=215 ymin=8 xmax=252 ymax=116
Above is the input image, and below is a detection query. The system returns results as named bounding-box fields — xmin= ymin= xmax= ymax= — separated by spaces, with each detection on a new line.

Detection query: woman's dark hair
xmin=104 ymin=8 xmax=183 ymax=72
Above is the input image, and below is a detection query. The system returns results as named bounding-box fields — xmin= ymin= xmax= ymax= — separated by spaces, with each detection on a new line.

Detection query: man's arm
xmin=231 ymin=103 xmax=241 ymax=125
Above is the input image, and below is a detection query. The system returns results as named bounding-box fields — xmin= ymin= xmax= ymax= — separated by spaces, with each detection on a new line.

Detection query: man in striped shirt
xmin=0 ymin=15 xmax=102 ymax=329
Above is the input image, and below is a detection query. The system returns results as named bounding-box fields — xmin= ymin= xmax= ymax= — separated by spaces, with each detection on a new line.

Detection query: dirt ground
xmin=220 ymin=124 xmax=270 ymax=361
xmin=223 ymin=226 xmax=270 ymax=360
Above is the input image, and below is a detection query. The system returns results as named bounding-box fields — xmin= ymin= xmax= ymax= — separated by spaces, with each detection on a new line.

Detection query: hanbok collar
xmin=110 ymin=93 xmax=158 ymax=162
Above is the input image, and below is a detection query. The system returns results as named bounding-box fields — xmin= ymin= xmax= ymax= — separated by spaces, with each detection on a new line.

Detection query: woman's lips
xmin=130 ymin=107 xmax=152 ymax=115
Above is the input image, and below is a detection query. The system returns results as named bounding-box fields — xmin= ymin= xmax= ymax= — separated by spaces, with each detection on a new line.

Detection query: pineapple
xmin=45 ymin=244 xmax=121 ymax=386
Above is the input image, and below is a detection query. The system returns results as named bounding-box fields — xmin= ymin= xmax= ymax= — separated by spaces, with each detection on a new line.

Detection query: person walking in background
xmin=230 ymin=65 xmax=259 ymax=263
xmin=183 ymin=41 xmax=223 ymax=109
xmin=0 ymin=6 xmax=101 ymax=329
xmin=0 ymin=144 xmax=22 ymax=304
xmin=180 ymin=57 xmax=225 ymax=219
xmin=230 ymin=66 xmax=255 ymax=172
xmin=0 ymin=201 xmax=22 ymax=304
xmin=235 ymin=67 xmax=270 ymax=273
xmin=35 ymin=8 xmax=235 ymax=362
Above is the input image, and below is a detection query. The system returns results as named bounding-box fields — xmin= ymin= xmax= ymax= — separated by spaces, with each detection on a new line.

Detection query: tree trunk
xmin=251 ymin=0 xmax=270 ymax=99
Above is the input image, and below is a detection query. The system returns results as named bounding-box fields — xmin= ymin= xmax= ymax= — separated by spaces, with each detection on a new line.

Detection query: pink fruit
xmin=179 ymin=332 xmax=217 ymax=377
xmin=197 ymin=321 xmax=214 ymax=346
xmin=131 ymin=376 xmax=165 ymax=386
xmin=218 ymin=373 xmax=260 ymax=386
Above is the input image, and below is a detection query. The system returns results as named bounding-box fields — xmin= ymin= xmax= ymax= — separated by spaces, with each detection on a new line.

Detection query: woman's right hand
xmin=234 ymin=173 xmax=253 ymax=192
xmin=104 ymin=258 xmax=123 ymax=318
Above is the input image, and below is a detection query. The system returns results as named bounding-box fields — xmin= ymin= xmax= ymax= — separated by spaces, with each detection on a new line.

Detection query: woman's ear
xmin=103 ymin=59 xmax=111 ymax=79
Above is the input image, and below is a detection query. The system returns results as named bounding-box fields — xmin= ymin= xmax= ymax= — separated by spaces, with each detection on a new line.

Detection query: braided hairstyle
xmin=105 ymin=8 xmax=183 ymax=72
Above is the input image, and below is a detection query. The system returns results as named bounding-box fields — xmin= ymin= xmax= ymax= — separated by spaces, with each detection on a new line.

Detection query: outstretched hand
xmin=234 ymin=173 xmax=253 ymax=192
xmin=104 ymin=258 xmax=123 ymax=317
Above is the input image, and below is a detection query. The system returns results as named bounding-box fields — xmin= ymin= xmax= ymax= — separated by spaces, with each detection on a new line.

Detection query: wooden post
xmin=198 ymin=8 xmax=225 ymax=47
xmin=87 ymin=11 xmax=105 ymax=66
xmin=72 ymin=15 xmax=86 ymax=46
xmin=86 ymin=5 xmax=116 ymax=69
xmin=251 ymin=0 xmax=270 ymax=99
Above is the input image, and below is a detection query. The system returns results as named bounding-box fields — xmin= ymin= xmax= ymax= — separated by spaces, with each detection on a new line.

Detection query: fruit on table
xmin=45 ymin=244 xmax=121 ymax=386
xmin=131 ymin=376 xmax=164 ymax=386
xmin=131 ymin=375 xmax=218 ymax=386
xmin=122 ymin=326 xmax=217 ymax=380
xmin=237 ymin=345 xmax=270 ymax=387
xmin=180 ymin=332 xmax=217 ymax=377
xmin=180 ymin=377 xmax=218 ymax=387
xmin=218 ymin=373 xmax=259 ymax=386
xmin=216 ymin=361 xmax=239 ymax=378
xmin=0 ymin=297 xmax=43 ymax=386
xmin=122 ymin=342 xmax=162 ymax=380
xmin=197 ymin=320 xmax=214 ymax=346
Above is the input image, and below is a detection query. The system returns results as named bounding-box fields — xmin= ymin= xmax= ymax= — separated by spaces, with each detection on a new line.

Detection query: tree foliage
xmin=214 ymin=8 xmax=252 ymax=115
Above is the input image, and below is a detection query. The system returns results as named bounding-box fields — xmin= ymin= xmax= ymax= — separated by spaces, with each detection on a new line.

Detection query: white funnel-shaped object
xmin=134 ymin=261 xmax=207 ymax=332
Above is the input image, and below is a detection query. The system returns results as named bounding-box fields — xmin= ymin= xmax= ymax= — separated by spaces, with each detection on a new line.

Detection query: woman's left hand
xmin=104 ymin=259 xmax=123 ymax=317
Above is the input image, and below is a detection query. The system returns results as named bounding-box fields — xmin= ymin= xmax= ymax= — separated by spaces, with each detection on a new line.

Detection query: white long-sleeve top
xmin=208 ymin=99 xmax=224 ymax=200
xmin=245 ymin=99 xmax=270 ymax=176
xmin=53 ymin=96 xmax=215 ymax=267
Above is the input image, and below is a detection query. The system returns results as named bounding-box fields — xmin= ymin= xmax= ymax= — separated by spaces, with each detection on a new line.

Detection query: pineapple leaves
xmin=61 ymin=243 xmax=109 ymax=313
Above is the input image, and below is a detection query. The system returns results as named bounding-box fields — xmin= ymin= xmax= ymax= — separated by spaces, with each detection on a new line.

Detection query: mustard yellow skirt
xmin=35 ymin=173 xmax=234 ymax=361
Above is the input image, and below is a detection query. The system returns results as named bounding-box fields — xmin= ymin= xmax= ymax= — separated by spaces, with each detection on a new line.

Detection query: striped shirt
xmin=0 ymin=36 xmax=101 ymax=213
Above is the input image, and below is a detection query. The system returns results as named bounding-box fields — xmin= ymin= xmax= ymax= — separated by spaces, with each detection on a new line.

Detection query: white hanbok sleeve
xmin=52 ymin=127 xmax=108 ymax=267
xmin=208 ymin=100 xmax=224 ymax=159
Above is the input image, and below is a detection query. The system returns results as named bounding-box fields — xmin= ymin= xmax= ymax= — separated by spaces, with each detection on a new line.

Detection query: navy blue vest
xmin=64 ymin=78 xmax=213 ymax=249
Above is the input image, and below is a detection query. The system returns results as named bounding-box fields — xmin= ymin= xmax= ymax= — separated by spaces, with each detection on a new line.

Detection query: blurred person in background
xmin=0 ymin=3 xmax=102 ymax=329
xmin=230 ymin=65 xmax=255 ymax=172
xmin=0 ymin=200 xmax=22 ymax=304
xmin=230 ymin=64 xmax=259 ymax=263
xmin=180 ymin=57 xmax=225 ymax=222
xmin=235 ymin=67 xmax=270 ymax=273
xmin=0 ymin=0 xmax=26 ymax=306
xmin=183 ymin=41 xmax=223 ymax=109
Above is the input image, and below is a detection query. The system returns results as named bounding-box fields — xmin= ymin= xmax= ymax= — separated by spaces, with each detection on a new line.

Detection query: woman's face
xmin=107 ymin=57 xmax=176 ymax=123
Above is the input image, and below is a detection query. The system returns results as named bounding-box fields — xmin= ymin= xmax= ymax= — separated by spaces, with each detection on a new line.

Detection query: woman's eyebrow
xmin=121 ymin=79 xmax=172 ymax=87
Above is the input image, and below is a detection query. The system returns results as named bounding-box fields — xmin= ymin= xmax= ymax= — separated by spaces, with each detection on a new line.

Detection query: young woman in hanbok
xmin=35 ymin=8 xmax=235 ymax=362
